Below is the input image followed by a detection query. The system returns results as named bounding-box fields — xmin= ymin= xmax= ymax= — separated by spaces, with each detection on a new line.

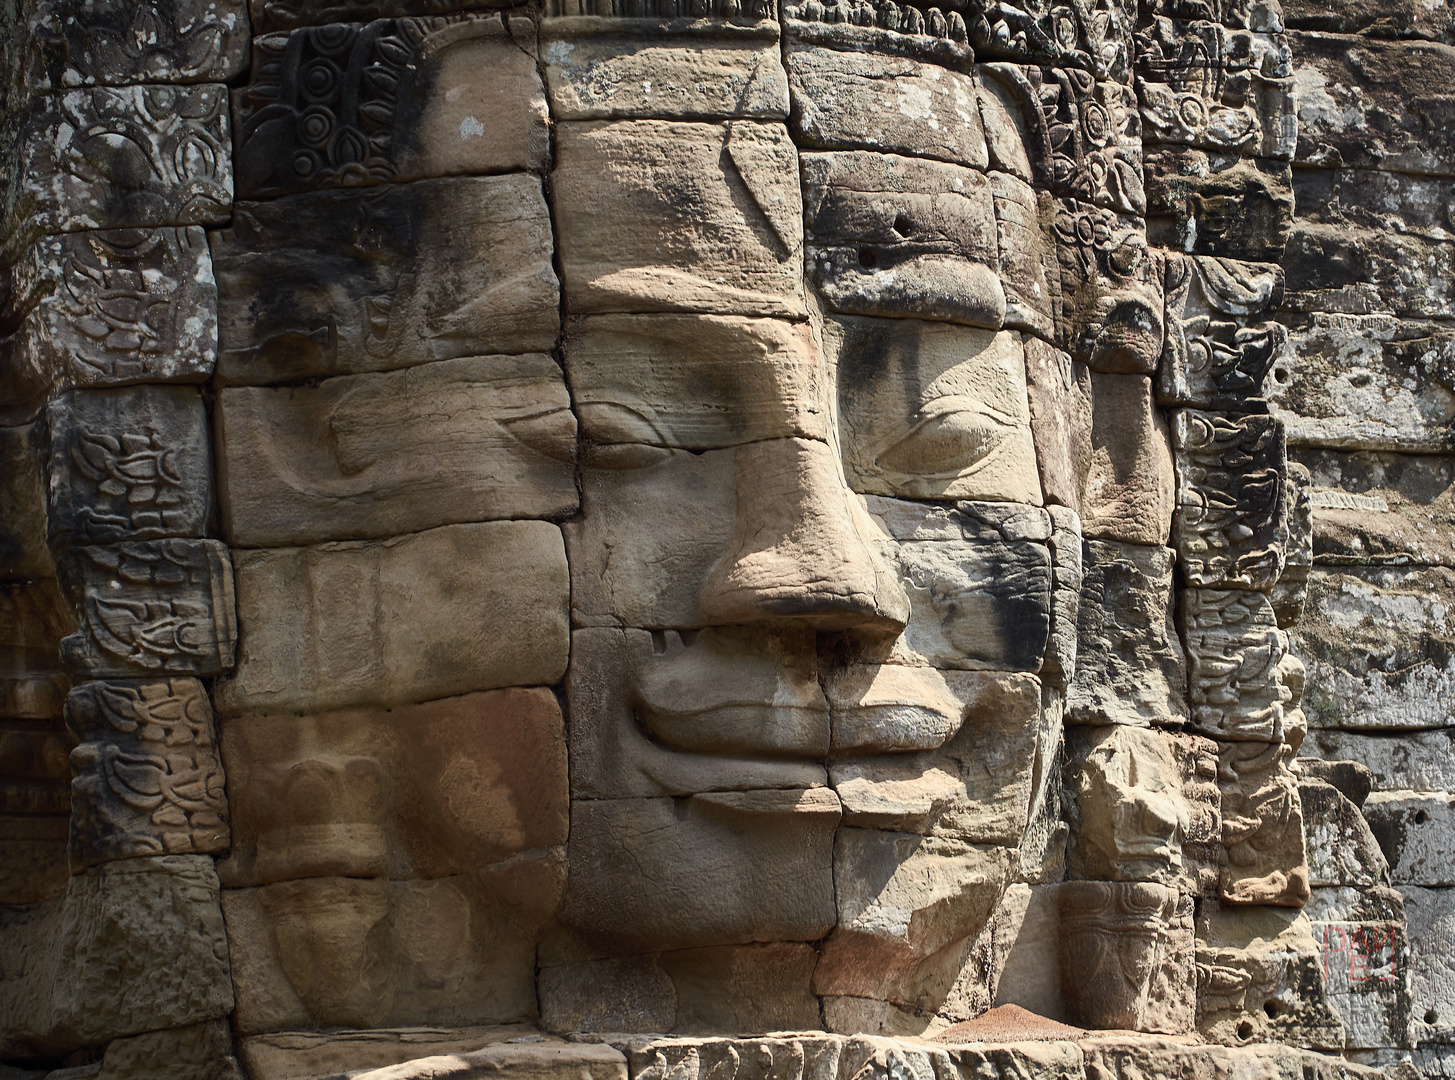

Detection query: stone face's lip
xmin=631 ymin=701 xmax=831 ymax=759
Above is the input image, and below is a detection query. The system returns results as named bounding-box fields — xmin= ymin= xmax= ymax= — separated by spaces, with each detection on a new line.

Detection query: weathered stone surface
xmin=1270 ymin=461 xmax=1312 ymax=629
xmin=66 ymin=677 xmax=229 ymax=866
xmin=865 ymin=497 xmax=1053 ymax=672
xmin=0 ymin=0 xmax=249 ymax=116
xmin=213 ymin=176 xmax=560 ymax=387
xmin=97 ymin=1020 xmax=244 ymax=1080
xmin=830 ymin=319 xmax=1041 ymax=504
xmin=1172 ymin=411 xmax=1288 ymax=589
xmin=1307 ymin=917 xmax=1413 ymax=1050
xmin=1290 ymin=32 xmax=1455 ymax=175
xmin=1024 ymin=338 xmax=1092 ymax=514
xmin=1293 ymin=567 xmax=1455 ymax=731
xmin=554 ymin=119 xmax=804 ymax=317
xmin=344 ymin=1042 xmax=629 ymax=1080
xmin=56 ymin=539 xmax=236 ymax=677
xmin=568 ymin=313 xmax=827 ymax=451
xmin=802 ymin=153 xmax=1004 ymax=328
xmin=1219 ymin=739 xmax=1311 ymax=907
xmin=1302 ymin=729 xmax=1455 ymax=793
xmin=218 ymin=356 xmax=576 ymax=546
xmin=1042 ymin=507 xmax=1083 ymax=690
xmin=1145 ymin=148 xmax=1293 ymax=262
xmin=568 ymin=439 xmax=909 ymax=633
xmin=46 ymin=384 xmax=212 ymax=550
xmin=1294 ymin=450 xmax=1455 ymax=568
xmin=991 ymin=883 xmax=1068 ymax=1021
xmin=1 ymin=85 xmax=232 ymax=255
xmin=1298 ymin=759 xmax=1373 ymax=808
xmin=1300 ymin=779 xmax=1388 ymax=889
xmin=224 ymin=872 xmax=544 ymax=1034
xmin=1268 ymin=314 xmax=1455 ymax=453
xmin=787 ymin=44 xmax=988 ymax=170
xmin=233 ymin=15 xmax=546 ymax=199
xmin=1082 ymin=373 xmax=1176 ymax=545
xmin=0 ymin=422 xmax=50 ymax=578
xmin=559 ymin=789 xmax=839 ymax=952
xmin=1058 ymin=882 xmax=1194 ymax=1034
xmin=0 ymin=719 xmax=70 ymax=904
xmin=1283 ymin=220 xmax=1455 ymax=322
xmin=1066 ymin=540 xmax=1188 ymax=727
xmin=829 ymin=672 xmax=1041 ymax=842
xmin=814 ymin=833 xmax=1012 ymax=1006
xmin=990 ymin=171 xmax=1059 ymax=340
xmin=1053 ymin=202 xmax=1163 ymax=373
xmin=1018 ymin=66 xmax=1145 ymax=216
xmin=1364 ymin=792 xmax=1455 ymax=886
xmin=1064 ymin=726 xmax=1195 ymax=888
xmin=1419 ymin=1045 xmax=1455 ymax=1080
xmin=1305 ymin=884 xmax=1407 ymax=924
xmin=1081 ymin=1034 xmax=1381 ymax=1078
xmin=217 ymin=522 xmax=568 ymax=716
xmin=1403 ymin=885 xmax=1455 ymax=1044
xmin=0 ymin=227 xmax=217 ymax=419
xmin=934 ymin=882 xmax=1034 ymax=1022
xmin=235 ymin=1026 xmax=550 ymax=1080
xmin=0 ymin=579 xmax=72 ymax=718
xmin=1282 ymin=0 xmax=1454 ymax=37
xmin=1183 ymin=589 xmax=1302 ymax=743
xmin=218 ymin=688 xmax=567 ymax=885
xmin=0 ymin=854 xmax=233 ymax=1056
xmin=1159 ymin=255 xmax=1286 ymax=411
xmin=1195 ymin=903 xmax=1346 ymax=1049
xmin=542 ymin=19 xmax=788 ymax=121
xmin=540 ymin=944 xmax=820 ymax=1035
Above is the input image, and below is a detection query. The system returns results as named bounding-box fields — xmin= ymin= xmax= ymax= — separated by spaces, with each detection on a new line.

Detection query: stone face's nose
xmin=699 ymin=437 xmax=909 ymax=632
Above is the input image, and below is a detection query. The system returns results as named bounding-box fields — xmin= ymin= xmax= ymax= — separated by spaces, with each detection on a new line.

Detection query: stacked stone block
xmin=0 ymin=0 xmax=249 ymax=1075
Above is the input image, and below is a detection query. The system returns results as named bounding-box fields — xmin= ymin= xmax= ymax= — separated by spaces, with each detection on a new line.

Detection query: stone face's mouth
xmin=631 ymin=701 xmax=832 ymax=758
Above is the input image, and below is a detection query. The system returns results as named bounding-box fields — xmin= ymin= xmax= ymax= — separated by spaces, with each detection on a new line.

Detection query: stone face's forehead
xmin=9 ymin=0 xmax=1442 ymax=1073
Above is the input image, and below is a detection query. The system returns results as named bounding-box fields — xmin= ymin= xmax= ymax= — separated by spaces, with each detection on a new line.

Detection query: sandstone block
xmin=542 ymin=19 xmax=788 ymax=120
xmin=0 ymin=0 xmax=247 ymax=115
xmin=865 ymin=496 xmax=1053 ymax=672
xmin=1293 ymin=450 xmax=1455 ymax=568
xmin=787 ymin=43 xmax=988 ymax=169
xmin=1145 ymin=148 xmax=1293 ymax=262
xmin=1270 ymin=461 xmax=1312 ymax=629
xmin=1159 ymin=254 xmax=1286 ymax=410
xmin=559 ymin=789 xmax=839 ymax=952
xmin=1294 ymin=567 xmax=1455 ymax=731
xmin=0 ymin=579 xmax=73 ymax=718
xmin=1290 ymin=32 xmax=1455 ymax=175
xmin=1058 ymin=881 xmax=1195 ymax=1034
xmin=554 ymin=119 xmax=804 ymax=317
xmin=567 ymin=439 xmax=908 ymax=632
xmin=1024 ymin=339 xmax=1092 ymax=514
xmin=66 ymin=678 xmax=229 ymax=866
xmin=1402 ymin=885 xmax=1455 ymax=1044
xmin=0 ymin=227 xmax=217 ymax=419
xmin=1300 ymin=779 xmax=1388 ymax=889
xmin=623 ymin=1033 xmax=844 ymax=1080
xmin=96 ymin=1020 xmax=244 ymax=1080
xmin=567 ymin=626 xmax=828 ymax=801
xmin=56 ymin=539 xmax=236 ymax=678
xmin=567 ymin=313 xmax=828 ymax=451
xmin=1302 ymin=729 xmax=1455 ymax=793
xmin=1195 ymin=903 xmax=1346 ymax=1049
xmin=933 ymin=882 xmax=1034 ymax=1023
xmin=213 ymin=175 xmax=560 ymax=387
xmin=1082 ymin=1035 xmax=1381 ymax=1079
xmin=1052 ymin=201 xmax=1163 ymax=373
xmin=1268 ymin=314 xmax=1455 ymax=453
xmin=342 ymin=1042 xmax=628 ymax=1080
xmin=540 ymin=943 xmax=820 ymax=1035
xmin=829 ymin=670 xmax=1041 ymax=844
xmin=218 ymin=356 xmax=576 ymax=546
xmin=1305 ymin=884 xmax=1407 ymax=924
xmin=46 ymin=385 xmax=212 ymax=550
xmin=1063 ymin=725 xmax=1197 ymax=889
xmin=235 ymin=1027 xmax=549 ymax=1080
xmin=1308 ymin=917 xmax=1413 ymax=1050
xmin=233 ymin=15 xmax=546 ymax=199
xmin=218 ymin=688 xmax=567 ymax=885
xmin=1364 ymin=792 xmax=1455 ymax=886
xmin=802 ymin=152 xmax=1004 ymax=328
xmin=989 ymin=171 xmax=1059 ymax=341
xmin=829 ymin=319 xmax=1041 ymax=504
xmin=1066 ymin=540 xmax=1188 ymax=727
xmin=1042 ymin=506 xmax=1083 ymax=688
xmin=0 ymin=85 xmax=232 ymax=255
xmin=224 ymin=872 xmax=543 ymax=1034
xmin=1183 ymin=589 xmax=1302 ymax=743
xmin=0 ymin=422 xmax=50 ymax=579
xmin=0 ymin=720 xmax=70 ymax=905
xmin=991 ymin=883 xmax=1068 ymax=1021
xmin=1081 ymin=373 xmax=1176 ymax=546
xmin=1284 ymin=220 xmax=1455 ymax=321
xmin=1218 ymin=739 xmax=1310 ymax=907
xmin=813 ymin=830 xmax=1012 ymax=1004
xmin=217 ymin=522 xmax=568 ymax=715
